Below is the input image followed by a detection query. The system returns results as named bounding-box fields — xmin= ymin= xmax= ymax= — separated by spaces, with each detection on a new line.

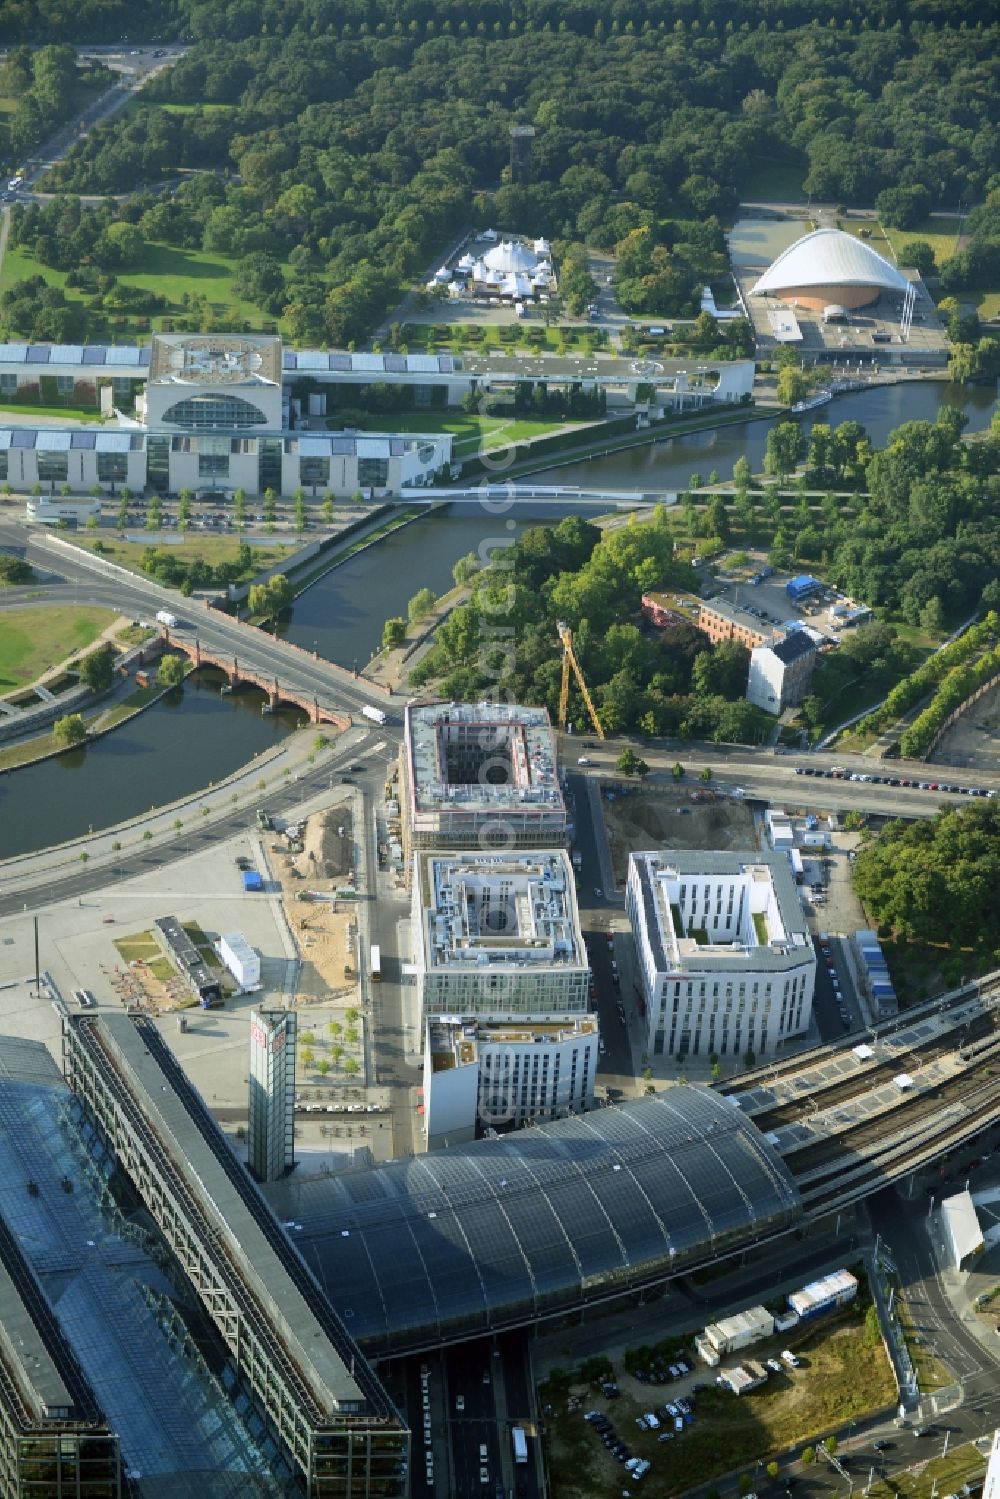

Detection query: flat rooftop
xmin=405 ymin=700 xmax=565 ymax=816
xmin=149 ymin=332 xmax=282 ymax=387
xmin=416 ymin=850 xmax=585 ymax=972
xmin=429 ymin=1013 xmax=597 ymax=1070
xmin=71 ymin=1012 xmax=390 ymax=1419
xmin=631 ymin=851 xmax=812 ymax=974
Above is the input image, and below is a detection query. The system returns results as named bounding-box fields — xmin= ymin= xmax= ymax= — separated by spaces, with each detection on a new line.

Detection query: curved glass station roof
xmin=289 ymin=1087 xmax=802 ymax=1355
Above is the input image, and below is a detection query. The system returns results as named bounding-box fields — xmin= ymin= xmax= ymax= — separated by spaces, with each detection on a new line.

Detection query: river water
xmin=4 ymin=381 xmax=994 ymax=856
xmin=0 ymin=672 xmax=305 ymax=859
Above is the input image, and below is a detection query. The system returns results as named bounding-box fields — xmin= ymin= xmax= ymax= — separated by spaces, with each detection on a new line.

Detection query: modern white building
xmin=746 ymin=631 xmax=819 ymax=715
xmin=940 ymin=1189 xmax=984 ymax=1270
xmin=3 ymin=332 xmax=451 ymax=499
xmin=626 ymin=851 xmax=816 ymax=1059
xmin=412 ymin=849 xmax=588 ymax=1018
xmin=412 ymin=847 xmax=596 ymax=1145
xmin=401 ymin=700 xmax=568 ymax=857
xmin=247 ymin=1008 xmax=297 ymax=1182
xmin=422 ymin=1013 xmax=598 ymax=1148
xmin=218 ymin=931 xmax=261 ymax=990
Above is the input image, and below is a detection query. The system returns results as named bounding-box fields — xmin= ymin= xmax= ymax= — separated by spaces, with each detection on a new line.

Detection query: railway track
xmin=753 ymin=1008 xmax=1000 ymax=1132
xmin=795 ymin=1063 xmax=1000 ymax=1213
xmin=722 ymin=976 xmax=1000 ymax=1105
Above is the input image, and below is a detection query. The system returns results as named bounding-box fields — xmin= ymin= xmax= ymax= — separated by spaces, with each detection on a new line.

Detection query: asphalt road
xmin=16 ymin=526 xmax=406 ymax=726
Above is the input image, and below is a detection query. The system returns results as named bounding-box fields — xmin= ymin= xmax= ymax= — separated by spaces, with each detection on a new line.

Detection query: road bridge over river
xmin=25 ymin=530 xmax=405 ymax=731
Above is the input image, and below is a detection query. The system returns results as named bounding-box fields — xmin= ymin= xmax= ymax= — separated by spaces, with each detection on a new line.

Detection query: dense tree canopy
xmin=853 ymin=801 xmax=1000 ymax=954
xmin=409 ymin=511 xmax=772 ymax=743
xmin=4 ymin=1 xmax=992 ymax=340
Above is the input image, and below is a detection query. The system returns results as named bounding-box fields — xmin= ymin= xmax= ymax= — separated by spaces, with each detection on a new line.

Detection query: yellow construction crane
xmin=557 ymin=620 xmax=605 ymax=739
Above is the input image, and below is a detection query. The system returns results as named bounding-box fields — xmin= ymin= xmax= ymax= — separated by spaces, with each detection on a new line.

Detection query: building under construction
xmin=61 ymin=1012 xmax=408 ymax=1497
xmin=400 ymin=699 xmax=568 ymax=861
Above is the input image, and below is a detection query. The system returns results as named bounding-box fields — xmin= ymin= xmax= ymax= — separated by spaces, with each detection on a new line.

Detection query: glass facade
xmin=96 ymin=452 xmax=127 ymax=483
xmin=357 ymin=458 xmax=388 ymax=488
xmin=160 ymin=394 xmax=268 ymax=429
xmin=17 ymin=1435 xmax=121 ymax=1498
xmin=258 ymin=437 xmax=282 ymax=492
xmin=36 ymin=451 xmax=69 ymax=483
xmin=146 ymin=434 xmax=169 ymax=492
xmin=300 ymin=455 xmax=330 ymax=487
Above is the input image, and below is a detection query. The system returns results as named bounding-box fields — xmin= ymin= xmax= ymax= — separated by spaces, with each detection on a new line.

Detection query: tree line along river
xmin=0 ymin=381 xmax=994 ymax=859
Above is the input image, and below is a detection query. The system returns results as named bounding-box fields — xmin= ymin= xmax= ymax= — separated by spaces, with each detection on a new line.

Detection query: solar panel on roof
xmin=406 ymin=354 xmax=438 ymax=373
xmin=390 ymin=439 xmax=405 ymax=456
xmin=296 ymin=350 xmax=329 ymax=371
xmin=36 ymin=429 xmax=72 ymax=451
xmin=282 ymin=351 xmax=295 ymax=368
xmin=437 ymin=355 xmax=455 ymax=372
xmin=383 ymin=354 xmax=406 ymax=373
xmin=94 ymin=432 xmax=132 ymax=453
xmin=298 ymin=436 xmax=332 ymax=457
xmin=26 ymin=345 xmax=51 ymax=363
xmin=81 ymin=347 xmax=106 ymax=364
xmin=0 ymin=431 xmax=12 ymax=450
xmin=10 ymin=430 xmax=35 ymax=448
xmin=352 ymin=354 xmax=384 ymax=372
xmin=356 ymin=438 xmax=390 ymax=459
xmin=104 ymin=346 xmax=142 ymax=366
xmin=49 ymin=345 xmax=84 ymax=364
xmin=328 ymin=438 xmax=355 ymax=456
xmin=0 ymin=344 xmax=28 ymax=362
xmin=328 ymin=354 xmax=351 ymax=371
xmin=70 ymin=432 xmax=96 ymax=449
xmin=138 ymin=347 xmax=151 ymax=365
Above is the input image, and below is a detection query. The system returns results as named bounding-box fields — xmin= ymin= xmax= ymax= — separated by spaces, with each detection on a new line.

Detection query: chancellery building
xmin=0 ymin=329 xmax=754 ymax=500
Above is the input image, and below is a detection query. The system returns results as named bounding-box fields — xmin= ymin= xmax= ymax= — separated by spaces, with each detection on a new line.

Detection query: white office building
xmin=626 ymin=851 xmax=816 ymax=1059
xmin=2 ymin=332 xmax=451 ymax=499
xmin=746 ymin=631 xmax=819 ymax=716
xmin=422 ymin=1013 xmax=598 ymax=1148
xmin=401 ymin=699 xmax=568 ymax=857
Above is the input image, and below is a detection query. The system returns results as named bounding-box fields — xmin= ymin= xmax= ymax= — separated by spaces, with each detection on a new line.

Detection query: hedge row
xmin=900 ymin=642 xmax=1000 ymax=758
xmin=858 ymin=612 xmax=999 ymax=736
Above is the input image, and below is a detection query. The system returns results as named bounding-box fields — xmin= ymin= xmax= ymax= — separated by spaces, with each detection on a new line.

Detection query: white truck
xmin=155 ymin=609 xmax=179 ymax=629
xmin=361 ymin=704 xmax=387 ymax=726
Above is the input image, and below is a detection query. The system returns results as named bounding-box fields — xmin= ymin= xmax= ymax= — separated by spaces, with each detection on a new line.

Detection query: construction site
xmin=602 ymin=783 xmax=758 ymax=888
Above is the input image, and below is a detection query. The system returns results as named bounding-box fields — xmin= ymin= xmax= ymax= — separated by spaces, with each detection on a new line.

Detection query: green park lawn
xmin=357 ymin=408 xmax=586 ymax=457
xmin=836 ymin=217 xmax=897 ymax=260
xmin=82 ymin=536 xmax=294 ymax=573
xmin=0 ymin=605 xmax=115 ymax=691
xmin=881 ymin=214 xmax=964 ymax=267
xmin=0 ymin=398 xmax=102 ymax=422
xmin=739 ymin=157 xmax=808 ymax=202
xmin=0 ymin=240 xmax=292 ymax=338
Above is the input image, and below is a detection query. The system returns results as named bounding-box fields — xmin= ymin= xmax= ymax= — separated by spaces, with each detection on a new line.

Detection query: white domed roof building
xmin=752 ymin=228 xmax=910 ymax=311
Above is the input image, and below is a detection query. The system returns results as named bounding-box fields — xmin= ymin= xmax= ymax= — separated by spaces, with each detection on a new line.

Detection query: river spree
xmin=0 ymin=672 xmax=302 ymax=860
xmin=3 ymin=380 xmax=994 ymax=857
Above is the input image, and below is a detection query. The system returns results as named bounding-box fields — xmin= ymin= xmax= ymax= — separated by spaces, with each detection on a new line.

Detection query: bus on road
xmin=370 ymin=944 xmax=381 ymax=981
xmin=512 ymin=1427 xmax=528 ymax=1465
